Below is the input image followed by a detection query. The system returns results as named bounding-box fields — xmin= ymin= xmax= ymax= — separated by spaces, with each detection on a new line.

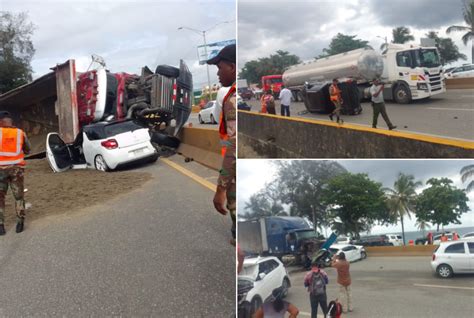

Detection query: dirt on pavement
xmin=3 ymin=159 xmax=152 ymax=227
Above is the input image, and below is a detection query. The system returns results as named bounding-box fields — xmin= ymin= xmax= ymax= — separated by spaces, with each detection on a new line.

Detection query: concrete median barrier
xmin=446 ymin=77 xmax=474 ymax=89
xmin=177 ymin=127 xmax=221 ymax=170
xmin=366 ymin=245 xmax=437 ymax=257
xmin=238 ymin=111 xmax=474 ymax=158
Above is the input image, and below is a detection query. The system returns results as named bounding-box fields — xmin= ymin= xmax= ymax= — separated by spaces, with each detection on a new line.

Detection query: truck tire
xmin=150 ymin=132 xmax=181 ymax=148
xmin=155 ymin=65 xmax=180 ymax=78
xmin=393 ymin=83 xmax=411 ymax=104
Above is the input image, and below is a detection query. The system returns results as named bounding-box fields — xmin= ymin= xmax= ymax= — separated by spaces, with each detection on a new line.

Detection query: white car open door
xmin=46 ymin=133 xmax=74 ymax=172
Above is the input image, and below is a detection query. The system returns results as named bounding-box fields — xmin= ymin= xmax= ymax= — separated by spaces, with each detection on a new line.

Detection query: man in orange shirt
xmin=329 ymin=79 xmax=344 ymax=124
xmin=331 ymin=252 xmax=353 ymax=313
xmin=0 ymin=111 xmax=31 ymax=235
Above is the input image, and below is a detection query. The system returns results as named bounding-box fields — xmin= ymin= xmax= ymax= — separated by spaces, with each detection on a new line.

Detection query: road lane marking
xmin=161 ymin=158 xmax=215 ymax=192
xmin=414 ymin=283 xmax=474 ymax=290
xmin=428 ymin=107 xmax=474 ymax=111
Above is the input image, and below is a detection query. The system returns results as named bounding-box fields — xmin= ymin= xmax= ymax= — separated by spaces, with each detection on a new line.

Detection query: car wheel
xmin=281 ymin=277 xmax=290 ymax=298
xmin=437 ymin=264 xmax=453 ymax=278
xmin=210 ymin=114 xmax=216 ymax=124
xmin=250 ymin=297 xmax=262 ymax=316
xmin=361 ymin=251 xmax=367 ymax=260
xmin=94 ymin=155 xmax=110 ymax=172
xmin=394 ymin=83 xmax=411 ymax=104
xmin=198 ymin=114 xmax=203 ymax=124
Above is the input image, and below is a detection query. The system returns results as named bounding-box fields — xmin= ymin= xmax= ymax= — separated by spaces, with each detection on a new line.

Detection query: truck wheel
xmin=150 ymin=132 xmax=181 ymax=148
xmin=297 ymin=91 xmax=304 ymax=102
xmin=155 ymin=65 xmax=180 ymax=78
xmin=394 ymin=84 xmax=411 ymax=104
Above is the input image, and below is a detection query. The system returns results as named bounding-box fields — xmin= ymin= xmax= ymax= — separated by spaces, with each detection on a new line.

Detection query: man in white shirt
xmin=279 ymin=85 xmax=292 ymax=117
xmin=369 ymin=78 xmax=396 ymax=130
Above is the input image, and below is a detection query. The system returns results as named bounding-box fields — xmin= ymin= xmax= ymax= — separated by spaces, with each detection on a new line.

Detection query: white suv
xmin=431 ymin=241 xmax=474 ymax=278
xmin=386 ymin=234 xmax=403 ymax=246
xmin=238 ymin=256 xmax=291 ymax=316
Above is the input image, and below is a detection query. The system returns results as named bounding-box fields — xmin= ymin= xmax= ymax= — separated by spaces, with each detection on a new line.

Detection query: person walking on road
xmin=0 ymin=111 xmax=31 ymax=236
xmin=207 ymin=44 xmax=236 ymax=245
xmin=278 ymin=85 xmax=292 ymax=117
xmin=331 ymin=252 xmax=353 ymax=313
xmin=304 ymin=261 xmax=329 ymax=318
xmin=254 ymin=287 xmax=300 ymax=318
xmin=369 ymin=78 xmax=396 ymax=130
xmin=261 ymin=90 xmax=276 ymax=114
xmin=329 ymin=79 xmax=344 ymax=124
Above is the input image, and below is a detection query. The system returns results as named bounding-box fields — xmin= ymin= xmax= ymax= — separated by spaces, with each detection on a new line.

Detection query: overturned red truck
xmin=0 ymin=58 xmax=193 ymax=155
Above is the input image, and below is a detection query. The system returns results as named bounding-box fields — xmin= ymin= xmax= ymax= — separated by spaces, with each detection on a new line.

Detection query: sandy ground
xmin=3 ymin=159 xmax=152 ymax=226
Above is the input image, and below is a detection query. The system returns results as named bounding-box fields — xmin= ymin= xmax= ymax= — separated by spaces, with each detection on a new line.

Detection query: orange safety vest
xmin=0 ymin=127 xmax=26 ymax=166
xmin=219 ymin=83 xmax=236 ymax=157
xmin=330 ymin=84 xmax=341 ymax=102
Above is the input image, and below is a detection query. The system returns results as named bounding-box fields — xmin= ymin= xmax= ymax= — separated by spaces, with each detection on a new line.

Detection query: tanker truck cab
xmin=382 ymin=44 xmax=445 ymax=104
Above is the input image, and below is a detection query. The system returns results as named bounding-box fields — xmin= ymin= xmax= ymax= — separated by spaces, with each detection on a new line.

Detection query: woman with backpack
xmin=304 ymin=261 xmax=329 ymax=318
xmin=253 ymin=286 xmax=299 ymax=318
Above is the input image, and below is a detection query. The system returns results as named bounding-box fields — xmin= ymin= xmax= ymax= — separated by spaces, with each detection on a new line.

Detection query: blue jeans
xmin=281 ymin=104 xmax=290 ymax=116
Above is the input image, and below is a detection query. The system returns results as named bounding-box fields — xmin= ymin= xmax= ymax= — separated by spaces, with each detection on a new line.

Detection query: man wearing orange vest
xmin=207 ymin=44 xmax=236 ymax=245
xmin=329 ymin=78 xmax=344 ymax=124
xmin=0 ymin=111 xmax=31 ymax=235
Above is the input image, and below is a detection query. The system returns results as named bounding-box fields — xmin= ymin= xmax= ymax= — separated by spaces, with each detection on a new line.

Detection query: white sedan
xmin=46 ymin=120 xmax=158 ymax=172
xmin=198 ymin=100 xmax=219 ymax=124
xmin=239 ymin=256 xmax=291 ymax=316
xmin=431 ymin=241 xmax=474 ymax=278
xmin=329 ymin=244 xmax=367 ymax=262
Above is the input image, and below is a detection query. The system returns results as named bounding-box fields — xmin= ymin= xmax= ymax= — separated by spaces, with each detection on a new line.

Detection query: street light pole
xmin=178 ymin=21 xmax=230 ymax=101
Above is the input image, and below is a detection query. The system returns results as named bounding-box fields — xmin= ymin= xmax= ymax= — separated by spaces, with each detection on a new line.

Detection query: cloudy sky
xmin=238 ymin=0 xmax=471 ymax=68
xmin=238 ymin=160 xmax=474 ymax=234
xmin=2 ymin=0 xmax=236 ymax=89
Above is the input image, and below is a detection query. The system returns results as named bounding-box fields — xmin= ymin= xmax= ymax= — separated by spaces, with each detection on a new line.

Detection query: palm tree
xmin=460 ymin=164 xmax=474 ymax=191
xmin=447 ymin=0 xmax=473 ymax=63
xmin=385 ymin=173 xmax=422 ymax=245
xmin=392 ymin=27 xmax=415 ymax=44
xmin=415 ymin=218 xmax=431 ymax=238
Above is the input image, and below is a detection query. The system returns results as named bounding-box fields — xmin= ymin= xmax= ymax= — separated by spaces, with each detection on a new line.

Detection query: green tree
xmin=392 ymin=26 xmax=415 ymax=44
xmin=0 ymin=11 xmax=35 ymax=93
xmin=415 ymin=218 xmax=431 ymax=237
xmin=275 ymin=161 xmax=347 ymax=233
xmin=318 ymin=33 xmax=370 ymax=58
xmin=426 ymin=31 xmax=467 ymax=65
xmin=460 ymin=164 xmax=474 ymax=192
xmin=385 ymin=173 xmax=421 ymax=245
xmin=446 ymin=0 xmax=473 ymax=63
xmin=322 ymin=173 xmax=391 ymax=238
xmin=239 ymin=50 xmax=301 ymax=84
xmin=415 ymin=178 xmax=470 ymax=231
xmin=242 ymin=182 xmax=285 ymax=219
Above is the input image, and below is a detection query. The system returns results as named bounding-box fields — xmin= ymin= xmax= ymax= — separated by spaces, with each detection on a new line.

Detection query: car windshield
xmin=240 ymin=263 xmax=258 ymax=280
xmin=104 ymin=121 xmax=144 ymax=138
xmin=414 ymin=49 xmax=441 ymax=68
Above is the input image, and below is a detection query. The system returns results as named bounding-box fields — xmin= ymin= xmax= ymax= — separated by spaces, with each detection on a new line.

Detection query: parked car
xmin=444 ymin=64 xmax=474 ymax=79
xmin=354 ymin=235 xmax=393 ymax=246
xmin=328 ymin=244 xmax=367 ymax=262
xmin=237 ymin=94 xmax=252 ymax=111
xmin=415 ymin=231 xmax=452 ymax=245
xmin=46 ymin=120 xmax=158 ymax=172
xmin=335 ymin=236 xmax=353 ymax=244
xmin=386 ymin=234 xmax=403 ymax=246
xmin=431 ymin=241 xmax=474 ymax=278
xmin=461 ymin=232 xmax=474 ymax=240
xmin=198 ymin=100 xmax=219 ymax=124
xmin=432 ymin=233 xmax=454 ymax=245
xmin=238 ymin=256 xmax=291 ymax=316
xmin=238 ymin=87 xmax=254 ymax=100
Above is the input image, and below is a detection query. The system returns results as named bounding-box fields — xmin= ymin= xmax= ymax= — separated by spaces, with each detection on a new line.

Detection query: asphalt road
xmin=285 ymin=257 xmax=474 ymax=317
xmin=245 ymin=89 xmax=474 ymax=141
xmin=0 ymin=156 xmax=235 ymax=317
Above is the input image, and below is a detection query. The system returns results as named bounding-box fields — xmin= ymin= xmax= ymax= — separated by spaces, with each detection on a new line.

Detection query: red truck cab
xmin=261 ymin=75 xmax=283 ymax=98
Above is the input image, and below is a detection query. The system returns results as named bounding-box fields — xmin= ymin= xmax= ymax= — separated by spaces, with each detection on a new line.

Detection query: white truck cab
xmin=381 ymin=44 xmax=445 ymax=103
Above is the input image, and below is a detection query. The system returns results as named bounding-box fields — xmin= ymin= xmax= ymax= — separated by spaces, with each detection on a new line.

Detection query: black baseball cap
xmin=207 ymin=44 xmax=236 ymax=65
xmin=0 ymin=111 xmax=12 ymax=119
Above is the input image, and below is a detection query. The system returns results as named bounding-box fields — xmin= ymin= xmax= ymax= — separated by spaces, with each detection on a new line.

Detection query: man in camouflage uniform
xmin=207 ymin=44 xmax=236 ymax=245
xmin=0 ymin=111 xmax=31 ymax=235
